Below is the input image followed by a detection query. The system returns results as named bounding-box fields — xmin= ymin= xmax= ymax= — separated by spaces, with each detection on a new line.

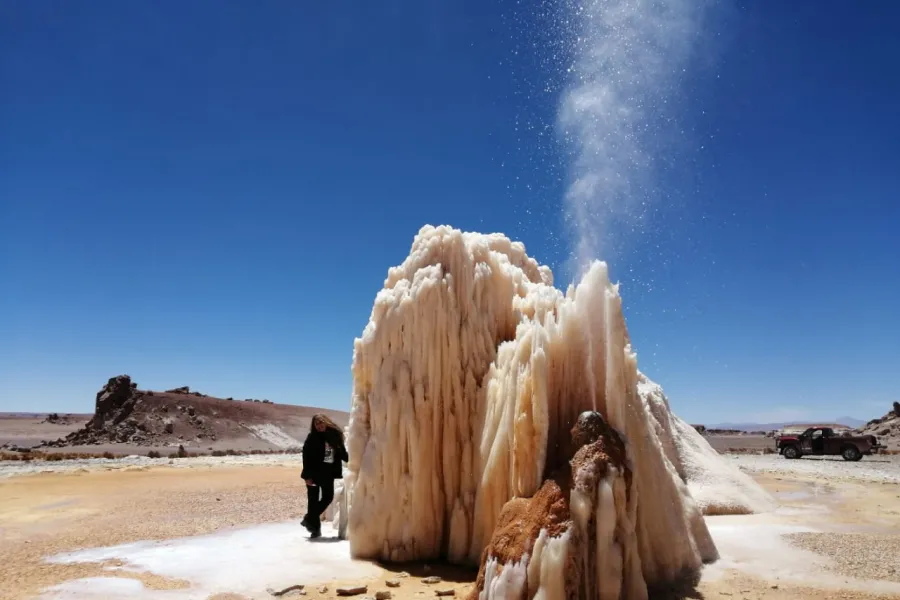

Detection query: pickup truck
xmin=775 ymin=426 xmax=883 ymax=461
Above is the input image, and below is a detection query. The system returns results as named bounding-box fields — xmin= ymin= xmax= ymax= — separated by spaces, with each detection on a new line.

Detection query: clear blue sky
xmin=1 ymin=1 xmax=898 ymax=424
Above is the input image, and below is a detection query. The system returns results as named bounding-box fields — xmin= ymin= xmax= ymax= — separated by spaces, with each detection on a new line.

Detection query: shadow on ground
xmin=374 ymin=560 xmax=477 ymax=585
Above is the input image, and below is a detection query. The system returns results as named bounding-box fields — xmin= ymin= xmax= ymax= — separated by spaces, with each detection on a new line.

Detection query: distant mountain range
xmin=705 ymin=416 xmax=866 ymax=432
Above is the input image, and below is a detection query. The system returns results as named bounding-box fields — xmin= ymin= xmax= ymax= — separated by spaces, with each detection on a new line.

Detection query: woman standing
xmin=301 ymin=413 xmax=348 ymax=538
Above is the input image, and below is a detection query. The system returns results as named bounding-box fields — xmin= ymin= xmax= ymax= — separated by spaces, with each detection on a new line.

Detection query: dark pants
xmin=305 ymin=478 xmax=335 ymax=531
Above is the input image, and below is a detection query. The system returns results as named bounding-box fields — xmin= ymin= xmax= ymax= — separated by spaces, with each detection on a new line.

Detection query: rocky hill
xmin=34 ymin=375 xmax=348 ymax=453
xmin=856 ymin=401 xmax=900 ymax=451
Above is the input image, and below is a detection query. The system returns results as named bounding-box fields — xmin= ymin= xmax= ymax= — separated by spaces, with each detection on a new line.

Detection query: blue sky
xmin=1 ymin=1 xmax=898 ymax=424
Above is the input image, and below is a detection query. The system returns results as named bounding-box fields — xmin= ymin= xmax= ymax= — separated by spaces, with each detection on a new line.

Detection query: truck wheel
xmin=841 ymin=446 xmax=861 ymax=461
xmin=783 ymin=445 xmax=801 ymax=459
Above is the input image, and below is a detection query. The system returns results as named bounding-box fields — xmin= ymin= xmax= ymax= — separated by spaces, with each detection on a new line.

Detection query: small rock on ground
xmin=337 ymin=585 xmax=368 ymax=596
xmin=267 ymin=584 xmax=304 ymax=597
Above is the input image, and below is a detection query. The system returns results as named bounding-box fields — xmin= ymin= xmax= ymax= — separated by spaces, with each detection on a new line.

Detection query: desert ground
xmin=0 ymin=415 xmax=92 ymax=451
xmin=706 ymin=434 xmax=778 ymax=454
xmin=1 ymin=451 xmax=899 ymax=600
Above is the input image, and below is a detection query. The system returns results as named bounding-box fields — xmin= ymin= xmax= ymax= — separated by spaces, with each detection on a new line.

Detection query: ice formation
xmin=637 ymin=374 xmax=776 ymax=516
xmin=344 ymin=225 xmax=718 ymax=598
xmin=43 ymin=521 xmax=378 ymax=599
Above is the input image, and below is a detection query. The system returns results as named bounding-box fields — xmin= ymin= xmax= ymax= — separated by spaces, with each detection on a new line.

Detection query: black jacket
xmin=301 ymin=428 xmax=348 ymax=481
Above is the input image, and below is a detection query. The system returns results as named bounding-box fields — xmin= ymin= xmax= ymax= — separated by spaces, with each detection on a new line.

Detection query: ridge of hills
xmin=1 ymin=375 xmax=348 ymax=454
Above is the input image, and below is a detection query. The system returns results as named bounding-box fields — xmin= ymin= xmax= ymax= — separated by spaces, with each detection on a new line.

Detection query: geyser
xmin=343 ymin=225 xmax=738 ymax=598
xmin=557 ymin=0 xmax=708 ymax=268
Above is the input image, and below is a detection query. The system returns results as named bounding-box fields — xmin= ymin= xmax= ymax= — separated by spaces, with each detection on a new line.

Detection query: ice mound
xmin=344 ymin=225 xmax=717 ymax=598
xmin=637 ymin=374 xmax=776 ymax=516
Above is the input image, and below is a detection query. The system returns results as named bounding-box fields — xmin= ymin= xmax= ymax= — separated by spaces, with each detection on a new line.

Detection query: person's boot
xmin=310 ymin=521 xmax=322 ymax=539
xmin=301 ymin=515 xmax=312 ymax=531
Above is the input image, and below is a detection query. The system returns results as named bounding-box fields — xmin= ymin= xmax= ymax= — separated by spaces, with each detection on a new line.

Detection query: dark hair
xmin=311 ymin=413 xmax=344 ymax=443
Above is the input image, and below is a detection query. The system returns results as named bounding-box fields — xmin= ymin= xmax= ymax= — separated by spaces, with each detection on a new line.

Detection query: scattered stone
xmin=385 ymin=580 xmax=401 ymax=588
xmin=421 ymin=577 xmax=442 ymax=585
xmin=44 ymin=413 xmax=62 ymax=424
xmin=397 ymin=572 xmax=410 ymax=578
xmin=267 ymin=584 xmax=305 ymax=597
xmin=375 ymin=591 xmax=392 ymax=599
xmin=435 ymin=590 xmax=455 ymax=597
xmin=336 ymin=586 xmax=367 ymax=596
xmin=318 ymin=586 xmax=328 ymax=594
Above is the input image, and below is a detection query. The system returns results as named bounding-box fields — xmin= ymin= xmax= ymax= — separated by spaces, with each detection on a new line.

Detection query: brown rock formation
xmin=90 ymin=375 xmax=142 ymax=431
xmin=469 ymin=410 xmax=651 ymax=600
xmin=38 ymin=375 xmax=348 ymax=451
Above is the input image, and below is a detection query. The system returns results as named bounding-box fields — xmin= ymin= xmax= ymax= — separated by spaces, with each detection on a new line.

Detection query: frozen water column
xmin=343 ymin=224 xmax=715 ymax=592
xmin=343 ymin=225 xmax=555 ymax=563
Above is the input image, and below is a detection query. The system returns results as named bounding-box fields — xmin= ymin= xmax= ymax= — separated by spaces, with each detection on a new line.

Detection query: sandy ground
xmin=706 ymin=434 xmax=777 ymax=453
xmin=0 ymin=453 xmax=304 ymax=479
xmin=0 ymin=460 xmax=308 ymax=600
xmin=0 ymin=416 xmax=91 ymax=449
xmin=2 ymin=455 xmax=900 ymax=599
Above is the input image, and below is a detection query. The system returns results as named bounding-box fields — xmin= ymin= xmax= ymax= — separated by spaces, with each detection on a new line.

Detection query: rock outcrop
xmin=50 ymin=375 xmax=148 ymax=446
xmin=39 ymin=375 xmax=347 ymax=451
xmin=90 ymin=375 xmax=142 ymax=431
xmin=855 ymin=401 xmax=900 ymax=451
